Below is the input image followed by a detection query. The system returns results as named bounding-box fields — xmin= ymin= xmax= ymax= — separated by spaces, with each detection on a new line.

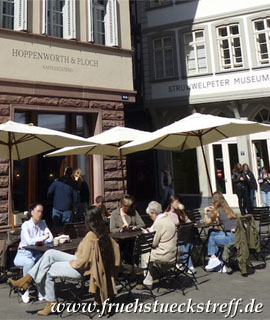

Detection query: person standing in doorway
xmin=258 ymin=167 xmax=270 ymax=207
xmin=232 ymin=163 xmax=251 ymax=215
xmin=47 ymin=167 xmax=79 ymax=230
xmin=161 ymin=165 xmax=174 ymax=209
xmin=242 ymin=163 xmax=257 ymax=208
xmin=72 ymin=168 xmax=90 ymax=222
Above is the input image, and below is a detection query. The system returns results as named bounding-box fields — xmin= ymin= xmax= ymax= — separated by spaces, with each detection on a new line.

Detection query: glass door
xmin=210 ymin=140 xmax=239 ymax=207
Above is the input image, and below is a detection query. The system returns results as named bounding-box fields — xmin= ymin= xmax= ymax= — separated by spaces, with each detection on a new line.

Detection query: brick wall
xmin=0 ymin=94 xmax=126 ymax=226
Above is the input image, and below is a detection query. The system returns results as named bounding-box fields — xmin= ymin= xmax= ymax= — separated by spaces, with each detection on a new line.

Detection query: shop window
xmin=153 ymin=36 xmax=175 ymax=80
xmin=87 ymin=0 xmax=118 ymax=46
xmin=150 ymin=0 xmax=172 ymax=7
xmin=216 ymin=24 xmax=243 ymax=70
xmin=0 ymin=0 xmax=27 ymax=30
xmin=183 ymin=29 xmax=208 ymax=75
xmin=42 ymin=0 xmax=76 ymax=39
xmin=253 ymin=18 xmax=270 ymax=65
xmin=254 ymin=108 xmax=270 ymax=124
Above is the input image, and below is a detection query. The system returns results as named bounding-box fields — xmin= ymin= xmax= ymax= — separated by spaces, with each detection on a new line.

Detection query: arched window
xmin=254 ymin=109 xmax=270 ymax=124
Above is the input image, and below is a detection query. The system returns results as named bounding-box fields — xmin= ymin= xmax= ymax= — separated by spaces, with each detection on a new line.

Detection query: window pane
xmin=184 ymin=33 xmax=193 ymax=44
xmin=2 ymin=0 xmax=14 ymax=29
xmin=195 ymin=31 xmax=204 ymax=41
xmin=255 ymin=20 xmax=265 ymax=31
xmin=163 ymin=37 xmax=172 ymax=47
xmin=230 ymin=25 xmax=239 ymax=35
xmin=154 ymin=51 xmax=164 ymax=78
xmin=164 ymin=49 xmax=174 ymax=77
xmin=38 ymin=114 xmax=66 ymax=132
xmin=154 ymin=39 xmax=162 ymax=49
xmin=219 ymin=27 xmax=227 ymax=37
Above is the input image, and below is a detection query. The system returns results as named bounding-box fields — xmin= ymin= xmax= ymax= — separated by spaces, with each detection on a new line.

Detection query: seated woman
xmin=165 ymin=195 xmax=195 ymax=274
xmin=138 ymin=201 xmax=177 ymax=290
xmin=9 ymin=206 xmax=120 ymax=316
xmin=110 ymin=194 xmax=145 ymax=233
xmin=204 ymin=191 xmax=236 ymax=272
xmin=13 ymin=203 xmax=53 ymax=303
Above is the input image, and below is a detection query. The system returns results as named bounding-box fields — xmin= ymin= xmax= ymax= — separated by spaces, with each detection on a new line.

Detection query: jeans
xmin=208 ymin=231 xmax=235 ymax=256
xmin=261 ymin=191 xmax=270 ymax=207
xmin=14 ymin=249 xmax=42 ymax=276
xmin=161 ymin=186 xmax=174 ymax=208
xmin=180 ymin=243 xmax=193 ymax=269
xmin=28 ymin=249 xmax=82 ymax=301
xmin=52 ymin=208 xmax=72 ymax=227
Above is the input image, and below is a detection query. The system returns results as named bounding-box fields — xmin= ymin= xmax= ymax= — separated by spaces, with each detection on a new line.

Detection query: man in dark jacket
xmin=47 ymin=167 xmax=79 ymax=228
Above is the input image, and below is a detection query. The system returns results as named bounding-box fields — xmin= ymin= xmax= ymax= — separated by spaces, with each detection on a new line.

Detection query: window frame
xmin=178 ymin=25 xmax=212 ymax=78
xmin=211 ymin=19 xmax=248 ymax=73
xmin=149 ymin=31 xmax=179 ymax=82
xmin=248 ymin=11 xmax=270 ymax=69
xmin=87 ymin=0 xmax=118 ymax=47
xmin=42 ymin=0 xmax=76 ymax=40
xmin=0 ymin=0 xmax=27 ymax=31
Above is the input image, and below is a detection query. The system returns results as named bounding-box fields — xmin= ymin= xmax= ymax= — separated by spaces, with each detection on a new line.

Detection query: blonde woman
xmin=72 ymin=168 xmax=90 ymax=222
xmin=204 ymin=191 xmax=236 ymax=272
xmin=110 ymin=194 xmax=145 ymax=233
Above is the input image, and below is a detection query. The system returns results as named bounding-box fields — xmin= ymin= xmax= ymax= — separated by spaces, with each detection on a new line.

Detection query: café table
xmin=110 ymin=230 xmax=142 ymax=240
xmin=23 ymin=238 xmax=82 ymax=254
xmin=110 ymin=230 xmax=142 ymax=265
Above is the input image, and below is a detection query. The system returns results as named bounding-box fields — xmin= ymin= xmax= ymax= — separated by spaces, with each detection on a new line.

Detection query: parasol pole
xmin=8 ymin=133 xmax=14 ymax=229
xmin=198 ymin=134 xmax=213 ymax=196
xmin=119 ymin=148 xmax=126 ymax=194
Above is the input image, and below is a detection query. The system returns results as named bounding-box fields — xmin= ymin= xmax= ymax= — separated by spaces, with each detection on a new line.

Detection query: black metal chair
xmin=52 ymin=275 xmax=93 ymax=318
xmin=118 ymin=232 xmax=156 ymax=301
xmin=155 ymin=223 xmax=198 ymax=295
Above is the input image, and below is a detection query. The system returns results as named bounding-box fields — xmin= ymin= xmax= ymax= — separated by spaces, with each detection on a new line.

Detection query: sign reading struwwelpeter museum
xmin=151 ymin=68 xmax=270 ymax=103
xmin=0 ymin=33 xmax=133 ymax=91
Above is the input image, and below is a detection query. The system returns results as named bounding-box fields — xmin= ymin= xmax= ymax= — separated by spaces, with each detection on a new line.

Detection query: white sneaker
xmin=205 ymin=257 xmax=222 ymax=271
xmin=176 ymin=263 xmax=184 ymax=271
xmin=219 ymin=265 xmax=227 ymax=274
xmin=21 ymin=289 xmax=30 ymax=304
xmin=187 ymin=267 xmax=196 ymax=275
xmin=38 ymin=292 xmax=45 ymax=301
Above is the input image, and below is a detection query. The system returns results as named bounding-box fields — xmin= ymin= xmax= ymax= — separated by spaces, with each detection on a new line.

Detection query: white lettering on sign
xmin=151 ymin=68 xmax=270 ymax=102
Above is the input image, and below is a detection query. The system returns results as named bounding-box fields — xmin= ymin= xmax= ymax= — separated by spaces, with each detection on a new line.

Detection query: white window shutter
xmin=14 ymin=0 xmax=27 ymax=31
xmin=87 ymin=0 xmax=94 ymax=42
xmin=41 ymin=0 xmax=48 ymax=35
xmin=63 ymin=0 xmax=76 ymax=39
xmin=105 ymin=0 xmax=118 ymax=47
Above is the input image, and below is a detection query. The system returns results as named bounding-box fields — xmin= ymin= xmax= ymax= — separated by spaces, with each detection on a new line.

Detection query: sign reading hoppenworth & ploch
xmin=0 ymin=33 xmax=133 ymax=91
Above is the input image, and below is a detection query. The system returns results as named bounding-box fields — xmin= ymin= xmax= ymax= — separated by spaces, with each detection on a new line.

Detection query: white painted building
xmin=135 ymin=0 xmax=270 ymax=208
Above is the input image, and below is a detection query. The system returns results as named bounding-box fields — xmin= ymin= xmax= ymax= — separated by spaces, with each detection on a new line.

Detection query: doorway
xmin=13 ymin=110 xmax=94 ymax=226
xmin=209 ymin=140 xmax=239 ymax=207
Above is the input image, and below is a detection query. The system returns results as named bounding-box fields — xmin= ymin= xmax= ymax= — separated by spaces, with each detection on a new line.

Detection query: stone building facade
xmin=0 ymin=0 xmax=134 ymax=228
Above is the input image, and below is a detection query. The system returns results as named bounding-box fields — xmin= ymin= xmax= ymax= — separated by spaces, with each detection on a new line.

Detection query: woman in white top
xmin=13 ymin=203 xmax=53 ymax=303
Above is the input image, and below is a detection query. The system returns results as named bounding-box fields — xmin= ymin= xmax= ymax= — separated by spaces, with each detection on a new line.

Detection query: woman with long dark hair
xmin=204 ymin=191 xmax=237 ymax=272
xmin=232 ymin=163 xmax=251 ymax=215
xmin=8 ymin=206 xmax=120 ymax=316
